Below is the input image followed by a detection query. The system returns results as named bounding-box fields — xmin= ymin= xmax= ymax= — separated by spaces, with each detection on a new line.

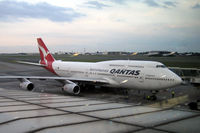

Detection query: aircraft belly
xmin=142 ymin=80 xmax=170 ymax=90
xmin=117 ymin=77 xmax=138 ymax=89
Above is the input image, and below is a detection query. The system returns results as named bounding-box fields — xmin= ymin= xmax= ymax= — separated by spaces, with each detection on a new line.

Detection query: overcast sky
xmin=0 ymin=0 xmax=200 ymax=53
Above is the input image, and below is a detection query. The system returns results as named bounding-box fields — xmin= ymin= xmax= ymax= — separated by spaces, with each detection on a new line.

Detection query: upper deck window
xmin=156 ymin=65 xmax=166 ymax=68
xmin=109 ymin=64 xmax=125 ymax=67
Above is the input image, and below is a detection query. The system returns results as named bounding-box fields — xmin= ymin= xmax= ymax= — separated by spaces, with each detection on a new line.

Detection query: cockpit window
xmin=156 ymin=65 xmax=166 ymax=68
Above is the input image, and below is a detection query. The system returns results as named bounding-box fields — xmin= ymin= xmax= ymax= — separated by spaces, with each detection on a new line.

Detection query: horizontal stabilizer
xmin=16 ymin=61 xmax=47 ymax=67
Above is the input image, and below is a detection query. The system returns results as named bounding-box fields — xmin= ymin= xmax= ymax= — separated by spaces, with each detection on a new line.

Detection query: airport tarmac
xmin=0 ymin=61 xmax=200 ymax=132
xmin=0 ymin=88 xmax=200 ymax=133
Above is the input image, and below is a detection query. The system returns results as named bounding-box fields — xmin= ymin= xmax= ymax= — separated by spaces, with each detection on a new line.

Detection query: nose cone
xmin=175 ymin=75 xmax=182 ymax=85
xmin=167 ymin=69 xmax=183 ymax=87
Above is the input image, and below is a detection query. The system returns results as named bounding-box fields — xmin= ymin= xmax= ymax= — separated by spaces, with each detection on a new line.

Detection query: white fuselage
xmin=52 ymin=60 xmax=182 ymax=90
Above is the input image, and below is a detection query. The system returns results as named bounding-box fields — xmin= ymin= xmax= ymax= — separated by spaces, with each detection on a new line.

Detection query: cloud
xmin=192 ymin=3 xmax=200 ymax=9
xmin=143 ymin=0 xmax=160 ymax=7
xmin=0 ymin=1 xmax=84 ymax=22
xmin=137 ymin=0 xmax=177 ymax=8
xmin=109 ymin=0 xmax=127 ymax=4
xmin=164 ymin=1 xmax=177 ymax=7
xmin=104 ymin=0 xmax=177 ymax=9
xmin=85 ymin=1 xmax=110 ymax=9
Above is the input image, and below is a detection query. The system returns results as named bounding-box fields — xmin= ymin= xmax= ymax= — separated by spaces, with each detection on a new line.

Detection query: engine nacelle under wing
xmin=62 ymin=83 xmax=80 ymax=95
xmin=19 ymin=79 xmax=34 ymax=91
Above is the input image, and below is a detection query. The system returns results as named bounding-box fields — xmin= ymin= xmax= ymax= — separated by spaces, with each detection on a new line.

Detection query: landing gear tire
xmin=146 ymin=95 xmax=157 ymax=101
xmin=147 ymin=90 xmax=158 ymax=101
xmin=150 ymin=95 xmax=157 ymax=100
xmin=123 ymin=89 xmax=128 ymax=95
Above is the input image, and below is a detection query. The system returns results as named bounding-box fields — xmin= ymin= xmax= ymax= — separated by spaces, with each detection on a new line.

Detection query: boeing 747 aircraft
xmin=0 ymin=38 xmax=182 ymax=99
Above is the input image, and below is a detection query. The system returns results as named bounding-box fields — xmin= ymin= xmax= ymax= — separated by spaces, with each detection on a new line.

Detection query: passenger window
xmin=156 ymin=65 xmax=166 ymax=68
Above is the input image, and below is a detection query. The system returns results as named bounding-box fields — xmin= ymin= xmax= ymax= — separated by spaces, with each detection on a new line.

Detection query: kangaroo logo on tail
xmin=38 ymin=45 xmax=50 ymax=65
xmin=37 ymin=38 xmax=56 ymax=74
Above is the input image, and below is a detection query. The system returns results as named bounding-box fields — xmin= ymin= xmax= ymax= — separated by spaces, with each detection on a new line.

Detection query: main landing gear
xmin=146 ymin=90 xmax=158 ymax=101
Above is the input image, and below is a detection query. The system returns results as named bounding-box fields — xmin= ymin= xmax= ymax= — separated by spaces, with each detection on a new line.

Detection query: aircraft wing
xmin=0 ymin=76 xmax=110 ymax=85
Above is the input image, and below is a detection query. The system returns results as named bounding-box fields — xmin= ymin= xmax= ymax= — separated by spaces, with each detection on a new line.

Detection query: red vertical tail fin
xmin=37 ymin=38 xmax=55 ymax=65
xmin=37 ymin=38 xmax=56 ymax=74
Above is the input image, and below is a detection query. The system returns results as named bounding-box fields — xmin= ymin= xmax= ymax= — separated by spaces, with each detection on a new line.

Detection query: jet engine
xmin=62 ymin=83 xmax=80 ymax=95
xmin=19 ymin=79 xmax=34 ymax=91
